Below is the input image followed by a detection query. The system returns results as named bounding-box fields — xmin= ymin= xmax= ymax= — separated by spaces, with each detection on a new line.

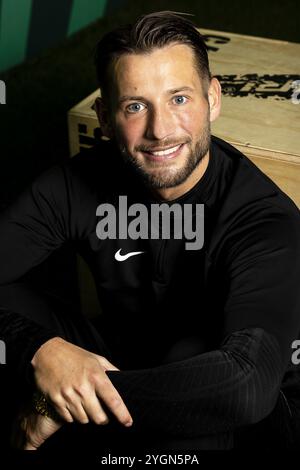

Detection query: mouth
xmin=140 ymin=143 xmax=185 ymax=161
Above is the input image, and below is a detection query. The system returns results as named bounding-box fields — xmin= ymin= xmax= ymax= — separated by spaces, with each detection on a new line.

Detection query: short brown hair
xmin=94 ymin=11 xmax=211 ymax=97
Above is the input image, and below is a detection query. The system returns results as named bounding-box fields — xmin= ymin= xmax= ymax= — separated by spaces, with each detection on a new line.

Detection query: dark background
xmin=1 ymin=0 xmax=299 ymax=206
xmin=0 ymin=0 xmax=299 ymax=300
xmin=0 ymin=1 xmax=299 ymax=454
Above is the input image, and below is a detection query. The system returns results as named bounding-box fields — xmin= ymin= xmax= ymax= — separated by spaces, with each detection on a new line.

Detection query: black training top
xmin=1 ymin=136 xmax=300 ymax=442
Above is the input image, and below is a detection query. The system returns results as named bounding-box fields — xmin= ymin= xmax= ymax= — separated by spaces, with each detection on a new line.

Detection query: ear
xmin=94 ymin=97 xmax=113 ymax=139
xmin=208 ymin=77 xmax=221 ymax=123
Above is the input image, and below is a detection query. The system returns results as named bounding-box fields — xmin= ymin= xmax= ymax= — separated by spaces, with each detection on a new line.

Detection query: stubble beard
xmin=118 ymin=118 xmax=211 ymax=190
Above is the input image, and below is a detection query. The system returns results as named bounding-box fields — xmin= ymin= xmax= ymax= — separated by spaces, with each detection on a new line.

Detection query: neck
xmin=152 ymin=151 xmax=210 ymax=202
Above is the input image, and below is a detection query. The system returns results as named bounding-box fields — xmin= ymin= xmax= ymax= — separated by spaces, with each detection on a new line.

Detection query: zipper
xmin=156 ymin=239 xmax=167 ymax=281
xmin=280 ymin=389 xmax=293 ymax=417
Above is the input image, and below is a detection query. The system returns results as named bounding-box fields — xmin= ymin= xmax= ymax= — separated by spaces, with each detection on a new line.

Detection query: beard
xmin=117 ymin=116 xmax=211 ymax=190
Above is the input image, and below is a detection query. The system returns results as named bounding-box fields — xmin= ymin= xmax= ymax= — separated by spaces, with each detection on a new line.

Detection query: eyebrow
xmin=167 ymin=86 xmax=195 ymax=95
xmin=119 ymin=95 xmax=145 ymax=104
xmin=118 ymin=86 xmax=195 ymax=104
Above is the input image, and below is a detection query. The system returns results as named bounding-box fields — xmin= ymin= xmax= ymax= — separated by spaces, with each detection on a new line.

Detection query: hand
xmin=11 ymin=411 xmax=62 ymax=450
xmin=23 ymin=414 xmax=62 ymax=450
xmin=31 ymin=337 xmax=133 ymax=427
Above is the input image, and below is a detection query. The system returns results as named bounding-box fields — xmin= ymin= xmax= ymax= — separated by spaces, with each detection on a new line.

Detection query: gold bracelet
xmin=33 ymin=391 xmax=61 ymax=421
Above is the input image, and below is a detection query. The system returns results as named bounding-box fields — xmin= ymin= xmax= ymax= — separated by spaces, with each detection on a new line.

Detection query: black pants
xmin=0 ymin=282 xmax=297 ymax=453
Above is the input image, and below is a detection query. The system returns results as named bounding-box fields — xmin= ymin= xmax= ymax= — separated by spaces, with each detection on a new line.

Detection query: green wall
xmin=0 ymin=0 xmax=109 ymax=72
xmin=68 ymin=0 xmax=106 ymax=35
xmin=0 ymin=0 xmax=32 ymax=72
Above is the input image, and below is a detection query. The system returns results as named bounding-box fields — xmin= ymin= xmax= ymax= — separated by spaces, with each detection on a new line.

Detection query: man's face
xmin=107 ymin=44 xmax=213 ymax=190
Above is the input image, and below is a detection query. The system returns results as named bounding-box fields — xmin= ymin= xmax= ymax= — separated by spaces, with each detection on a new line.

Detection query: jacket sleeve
xmin=107 ymin=327 xmax=283 ymax=437
xmin=0 ymin=165 xmax=71 ymax=376
xmin=0 ymin=165 xmax=70 ymax=285
xmin=106 ymin=203 xmax=300 ymax=437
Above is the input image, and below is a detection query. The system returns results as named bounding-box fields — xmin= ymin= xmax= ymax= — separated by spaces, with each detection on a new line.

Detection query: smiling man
xmin=98 ymin=42 xmax=215 ymax=197
xmin=1 ymin=11 xmax=300 ymax=452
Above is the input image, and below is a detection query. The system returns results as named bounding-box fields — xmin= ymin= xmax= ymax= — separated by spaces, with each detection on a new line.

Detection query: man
xmin=1 ymin=11 xmax=300 ymax=451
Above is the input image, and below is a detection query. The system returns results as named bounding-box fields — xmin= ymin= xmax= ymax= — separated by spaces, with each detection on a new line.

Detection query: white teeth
xmin=150 ymin=144 xmax=181 ymax=156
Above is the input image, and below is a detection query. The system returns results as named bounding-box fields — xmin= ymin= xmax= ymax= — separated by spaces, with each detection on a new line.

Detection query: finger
xmin=24 ymin=442 xmax=38 ymax=451
xmin=23 ymin=414 xmax=62 ymax=450
xmin=53 ymin=389 xmax=89 ymax=424
xmin=95 ymin=377 xmax=133 ymax=427
xmin=95 ymin=355 xmax=120 ymax=371
xmin=54 ymin=406 xmax=74 ymax=423
xmin=23 ymin=428 xmax=41 ymax=451
xmin=81 ymin=392 xmax=109 ymax=425
xmin=50 ymin=396 xmax=74 ymax=423
xmin=64 ymin=400 xmax=89 ymax=424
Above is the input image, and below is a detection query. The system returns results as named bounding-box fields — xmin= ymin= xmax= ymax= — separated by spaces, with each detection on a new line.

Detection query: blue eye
xmin=173 ymin=95 xmax=187 ymax=105
xmin=127 ymin=103 xmax=146 ymax=113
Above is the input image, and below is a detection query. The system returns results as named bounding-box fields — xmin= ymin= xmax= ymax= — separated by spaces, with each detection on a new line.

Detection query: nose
xmin=145 ymin=105 xmax=175 ymax=141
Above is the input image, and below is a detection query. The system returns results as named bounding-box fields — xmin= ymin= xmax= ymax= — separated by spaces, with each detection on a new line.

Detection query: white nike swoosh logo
xmin=114 ymin=249 xmax=145 ymax=262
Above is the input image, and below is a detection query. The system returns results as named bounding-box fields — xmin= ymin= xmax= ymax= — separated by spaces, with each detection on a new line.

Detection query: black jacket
xmin=0 ymin=136 xmax=300 ymax=442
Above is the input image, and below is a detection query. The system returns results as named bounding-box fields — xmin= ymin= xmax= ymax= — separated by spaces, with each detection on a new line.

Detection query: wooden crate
xmin=68 ymin=28 xmax=300 ymax=208
xmin=68 ymin=29 xmax=300 ymax=317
